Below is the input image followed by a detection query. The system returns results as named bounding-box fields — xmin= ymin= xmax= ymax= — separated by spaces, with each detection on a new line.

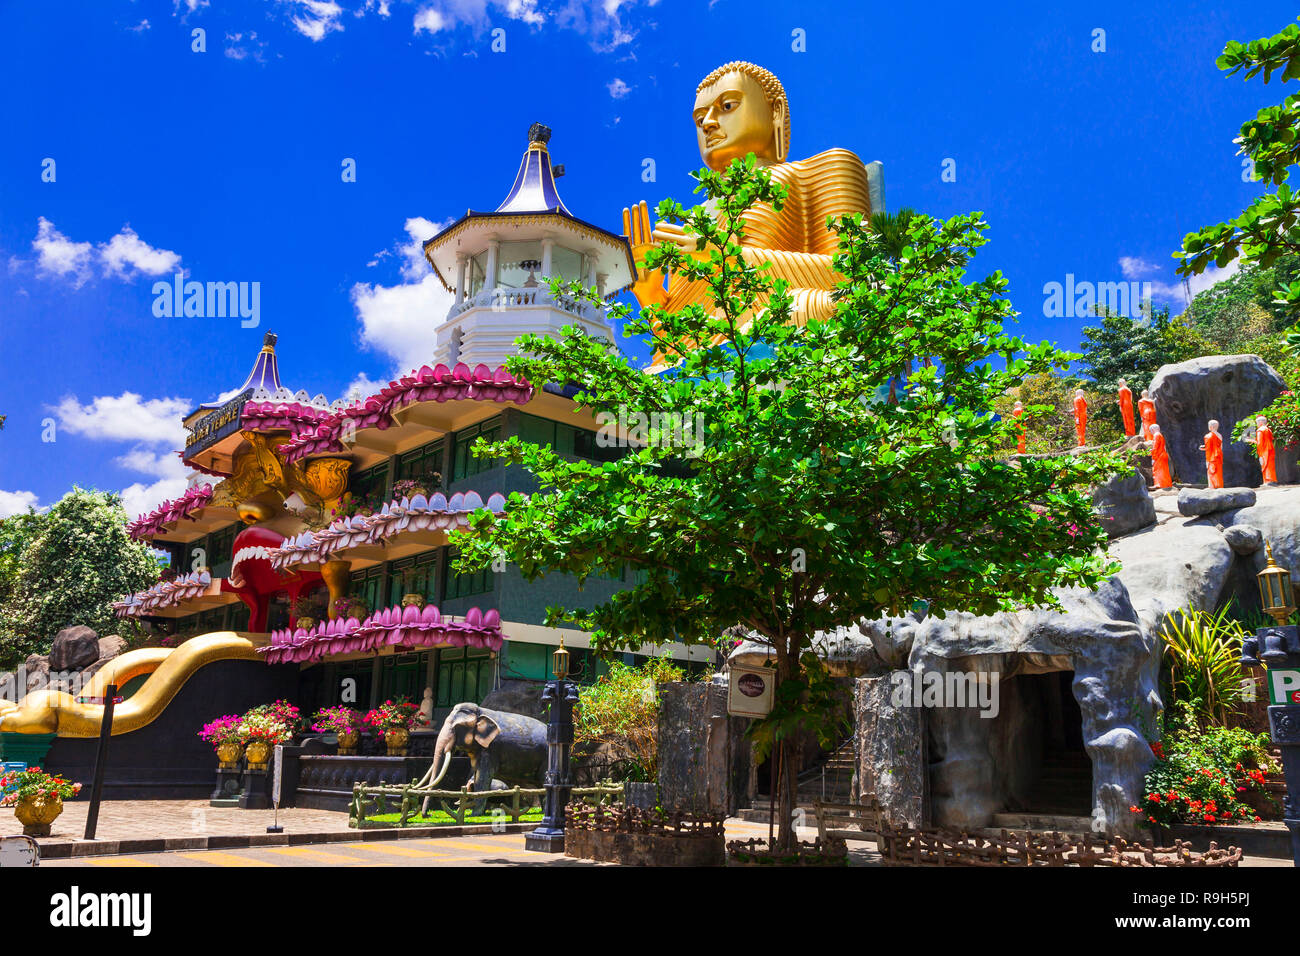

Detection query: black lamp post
xmin=1240 ymin=542 xmax=1300 ymax=867
xmin=525 ymin=639 xmax=579 ymax=853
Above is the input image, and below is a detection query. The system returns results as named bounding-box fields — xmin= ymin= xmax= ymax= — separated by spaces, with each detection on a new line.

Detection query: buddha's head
xmin=694 ymin=61 xmax=790 ymax=170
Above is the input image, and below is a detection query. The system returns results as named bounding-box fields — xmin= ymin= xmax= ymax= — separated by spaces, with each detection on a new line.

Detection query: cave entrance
xmin=997 ymin=669 xmax=1091 ymax=817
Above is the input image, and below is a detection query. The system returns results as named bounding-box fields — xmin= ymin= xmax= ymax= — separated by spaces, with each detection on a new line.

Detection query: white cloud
xmin=115 ymin=447 xmax=191 ymax=519
xmin=32 ymin=218 xmax=94 ymax=287
xmin=99 ymin=226 xmax=182 ymax=279
xmin=1147 ymin=259 xmax=1244 ymax=305
xmin=1118 ymin=256 xmax=1161 ymax=279
xmin=343 ymin=371 xmax=389 ymax=402
xmin=351 ymin=217 xmax=454 ymax=373
xmin=225 ymin=31 xmax=268 ymax=61
xmin=50 ymin=393 xmax=190 ymax=447
xmin=283 ymin=0 xmax=345 ymax=40
xmin=128 ymin=19 xmax=151 ymax=32
xmin=607 ymin=77 xmax=630 ymax=98
xmin=27 ymin=219 xmax=183 ymax=287
xmin=414 ymin=6 xmax=448 ymax=33
xmin=0 ymin=490 xmax=42 ymax=518
xmin=173 ymin=0 xmax=209 ymax=13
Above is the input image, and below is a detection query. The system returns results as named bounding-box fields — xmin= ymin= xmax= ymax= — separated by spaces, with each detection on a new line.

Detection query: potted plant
xmin=312 ymin=705 xmax=364 ymax=755
xmin=199 ymin=714 xmax=245 ymax=769
xmin=291 ymin=594 xmax=323 ymax=630
xmin=333 ymin=595 xmax=368 ymax=621
xmin=0 ymin=767 xmax=82 ymax=837
xmin=239 ymin=700 xmax=300 ymax=769
xmin=364 ymin=698 xmax=420 ymax=756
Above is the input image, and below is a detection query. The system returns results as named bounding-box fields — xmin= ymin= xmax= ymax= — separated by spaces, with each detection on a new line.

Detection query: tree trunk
xmin=774 ymin=650 xmax=799 ymax=852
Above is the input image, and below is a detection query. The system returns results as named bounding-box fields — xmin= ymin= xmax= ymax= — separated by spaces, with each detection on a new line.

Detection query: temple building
xmin=111 ymin=125 xmax=711 ymax=728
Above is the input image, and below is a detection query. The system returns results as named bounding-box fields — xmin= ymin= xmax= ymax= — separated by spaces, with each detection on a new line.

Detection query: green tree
xmin=451 ymin=157 xmax=1122 ymax=850
xmin=1076 ymin=306 xmax=1210 ymax=431
xmin=1182 ymin=254 xmax=1300 ymax=349
xmin=0 ymin=488 xmax=158 ymax=670
xmin=1176 ymin=17 xmax=1300 ymax=321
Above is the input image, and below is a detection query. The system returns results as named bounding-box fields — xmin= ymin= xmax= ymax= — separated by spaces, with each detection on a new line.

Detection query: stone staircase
xmin=739 ymin=738 xmax=856 ymax=825
xmin=1017 ymin=750 xmax=1093 ymax=818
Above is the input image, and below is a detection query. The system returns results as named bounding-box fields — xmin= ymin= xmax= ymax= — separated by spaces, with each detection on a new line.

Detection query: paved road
xmin=40 ymin=819 xmax=810 ymax=867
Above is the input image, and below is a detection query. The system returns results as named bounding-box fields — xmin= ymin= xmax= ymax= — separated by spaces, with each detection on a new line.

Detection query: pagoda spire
xmin=199 ymin=332 xmax=283 ymax=409
xmin=494 ymin=123 xmax=571 ymax=215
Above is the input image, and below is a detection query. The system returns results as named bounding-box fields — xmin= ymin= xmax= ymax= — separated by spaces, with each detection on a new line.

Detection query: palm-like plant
xmin=1160 ymin=605 xmax=1249 ymax=726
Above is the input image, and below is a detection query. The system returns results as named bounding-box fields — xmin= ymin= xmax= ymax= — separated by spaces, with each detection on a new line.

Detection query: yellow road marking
xmin=262 ymin=845 xmax=392 ymax=865
xmin=417 ymin=838 xmax=531 ymax=856
xmin=84 ymin=856 xmax=157 ymax=867
xmin=176 ymin=850 xmax=278 ymax=867
xmin=336 ymin=842 xmax=452 ymax=859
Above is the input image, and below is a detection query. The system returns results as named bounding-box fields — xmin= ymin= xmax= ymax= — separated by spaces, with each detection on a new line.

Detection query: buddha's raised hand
xmin=622 ymin=200 xmax=670 ymax=307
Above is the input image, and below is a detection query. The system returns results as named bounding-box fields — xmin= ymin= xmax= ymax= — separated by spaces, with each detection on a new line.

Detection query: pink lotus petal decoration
xmin=126 ymin=484 xmax=214 ymax=541
xmin=276 ymin=363 xmax=532 ymax=464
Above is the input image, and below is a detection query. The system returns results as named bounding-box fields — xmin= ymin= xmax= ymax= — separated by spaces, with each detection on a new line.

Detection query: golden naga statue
xmin=624 ymin=61 xmax=878 ymax=330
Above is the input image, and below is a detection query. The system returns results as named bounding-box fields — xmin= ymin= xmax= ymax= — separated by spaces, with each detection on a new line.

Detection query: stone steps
xmin=990 ymin=812 xmax=1094 ymax=833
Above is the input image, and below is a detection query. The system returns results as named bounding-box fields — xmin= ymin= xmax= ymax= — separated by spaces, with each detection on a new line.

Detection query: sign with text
xmin=727 ymin=664 xmax=775 ymax=718
xmin=1267 ymin=669 xmax=1300 ymax=705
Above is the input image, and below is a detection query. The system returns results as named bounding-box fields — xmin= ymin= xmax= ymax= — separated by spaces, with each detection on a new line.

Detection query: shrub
xmin=1138 ymin=701 xmax=1274 ymax=829
xmin=575 ymin=658 xmax=686 ymax=781
xmin=1159 ymin=606 xmax=1248 ymax=726
xmin=0 ymin=767 xmax=82 ymax=806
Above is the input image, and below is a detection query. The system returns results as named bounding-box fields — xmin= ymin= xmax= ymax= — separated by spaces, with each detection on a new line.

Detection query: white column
xmin=540 ymin=237 xmax=554 ymax=279
xmin=596 ymin=272 xmax=608 ymax=297
xmin=485 ymin=240 xmax=500 ymax=291
xmin=585 ymin=249 xmax=597 ymax=290
xmin=455 ymin=255 xmax=467 ymax=305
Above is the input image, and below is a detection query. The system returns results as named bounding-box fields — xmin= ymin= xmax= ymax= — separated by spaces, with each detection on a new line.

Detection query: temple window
xmin=450 ymin=416 xmax=501 ymax=481
xmin=396 ymin=439 xmax=444 ymax=485
xmin=443 ymin=546 xmax=493 ymax=599
xmin=387 ymin=552 xmax=438 ymax=607
xmin=550 ymin=245 xmax=587 ymax=285
xmin=435 ymin=646 xmax=495 ymax=707
xmin=349 ymin=565 xmax=386 ymax=614
xmin=349 ymin=461 xmax=391 ymax=504
xmin=467 ymin=253 xmax=487 ymax=296
xmin=496 ymin=240 xmax=545 ymax=289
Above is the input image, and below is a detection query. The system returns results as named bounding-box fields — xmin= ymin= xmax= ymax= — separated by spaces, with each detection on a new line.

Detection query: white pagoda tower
xmin=422 ymin=123 xmax=636 ymax=369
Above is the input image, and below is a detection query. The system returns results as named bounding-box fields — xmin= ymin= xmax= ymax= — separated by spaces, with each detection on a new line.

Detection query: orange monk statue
xmin=1012 ymin=400 xmax=1026 ymax=454
xmin=1137 ymin=389 xmax=1157 ymax=441
xmin=1118 ymin=378 xmax=1135 ymax=437
xmin=1257 ymin=416 xmax=1277 ymax=484
xmin=1201 ymin=420 xmax=1224 ymax=489
xmin=1073 ymin=389 xmax=1088 ymax=447
xmin=1149 ymin=423 xmax=1172 ymax=489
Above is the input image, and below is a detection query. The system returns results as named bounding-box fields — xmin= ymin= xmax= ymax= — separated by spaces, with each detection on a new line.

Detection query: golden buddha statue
xmin=624 ymin=61 xmax=875 ymax=330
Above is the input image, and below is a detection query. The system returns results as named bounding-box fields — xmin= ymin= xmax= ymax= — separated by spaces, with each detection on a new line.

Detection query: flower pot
xmin=15 ymin=793 xmax=63 ymax=837
xmin=337 ymin=731 xmax=360 ymax=756
xmin=295 ymin=616 xmax=317 ymax=630
xmin=384 ymin=728 xmax=410 ymax=756
xmin=216 ymin=741 xmax=244 ymax=770
xmin=245 ymin=740 xmax=272 ymax=771
xmin=401 ymin=593 xmax=426 ymax=608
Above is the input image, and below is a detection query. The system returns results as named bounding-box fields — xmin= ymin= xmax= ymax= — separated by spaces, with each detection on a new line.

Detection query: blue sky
xmin=0 ymin=0 xmax=1293 ymax=519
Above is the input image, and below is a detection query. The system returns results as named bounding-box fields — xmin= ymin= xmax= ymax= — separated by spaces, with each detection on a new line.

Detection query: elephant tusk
xmin=419 ymin=750 xmax=454 ymax=816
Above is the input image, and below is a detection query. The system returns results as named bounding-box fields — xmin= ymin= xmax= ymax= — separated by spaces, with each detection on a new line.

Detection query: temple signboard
xmin=184 ymin=389 xmax=252 ymax=458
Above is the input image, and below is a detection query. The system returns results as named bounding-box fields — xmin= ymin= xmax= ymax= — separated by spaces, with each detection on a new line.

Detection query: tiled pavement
xmin=4 ymin=801 xmax=1288 ymax=866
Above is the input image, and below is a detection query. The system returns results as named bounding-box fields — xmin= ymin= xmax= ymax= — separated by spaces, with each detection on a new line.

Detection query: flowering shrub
xmin=0 ymin=767 xmax=82 ymax=806
xmin=312 ymin=705 xmax=363 ymax=736
xmin=198 ymin=715 xmax=243 ymax=749
xmin=1233 ymin=389 xmax=1300 ymax=449
xmin=333 ymin=596 xmax=367 ymax=618
xmin=363 ymin=698 xmax=419 ymax=733
xmin=329 ymin=491 xmax=383 ymax=521
xmin=237 ymin=700 xmax=301 ymax=745
xmin=1136 ymin=701 xmax=1275 ymax=829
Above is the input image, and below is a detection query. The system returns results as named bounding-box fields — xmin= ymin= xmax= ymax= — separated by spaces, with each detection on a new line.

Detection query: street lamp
xmin=1241 ymin=540 xmax=1300 ymax=866
xmin=525 ymin=638 xmax=580 ymax=853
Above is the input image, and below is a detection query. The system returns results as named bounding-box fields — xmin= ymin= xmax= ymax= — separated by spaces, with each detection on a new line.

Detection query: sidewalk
xmin=0 ymin=798 xmax=536 ymax=859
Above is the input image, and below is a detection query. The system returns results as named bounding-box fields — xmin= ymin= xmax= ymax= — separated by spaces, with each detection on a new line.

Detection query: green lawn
xmin=365 ymin=807 xmax=545 ymax=826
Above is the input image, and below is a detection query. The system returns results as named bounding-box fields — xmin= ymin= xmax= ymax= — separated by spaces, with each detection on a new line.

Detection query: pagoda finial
xmin=528 ymin=122 xmax=551 ymax=147
xmin=262 ymin=331 xmax=278 ymax=352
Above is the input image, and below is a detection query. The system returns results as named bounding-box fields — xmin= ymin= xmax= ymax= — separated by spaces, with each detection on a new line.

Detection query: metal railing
xmin=349 ymin=779 xmax=623 ymax=828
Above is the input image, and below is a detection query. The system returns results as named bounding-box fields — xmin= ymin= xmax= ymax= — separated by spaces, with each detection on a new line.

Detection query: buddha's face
xmin=693 ymin=71 xmax=778 ymax=170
